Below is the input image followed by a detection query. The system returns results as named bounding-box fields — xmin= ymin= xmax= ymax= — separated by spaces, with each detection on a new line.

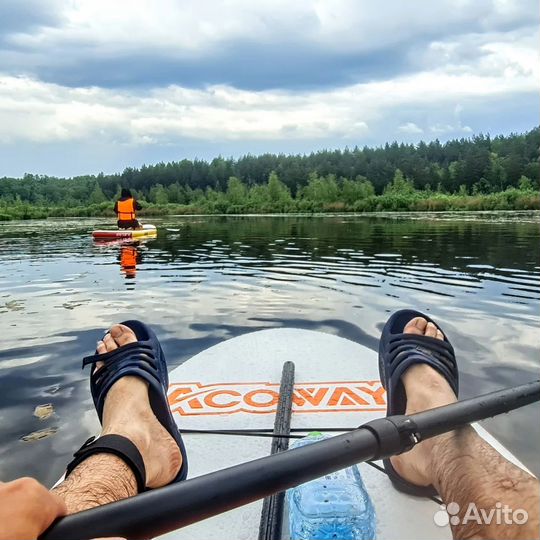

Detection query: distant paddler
xmin=114 ymin=188 xmax=142 ymax=230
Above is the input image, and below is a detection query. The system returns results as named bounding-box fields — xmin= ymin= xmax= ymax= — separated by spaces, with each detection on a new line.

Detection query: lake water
xmin=0 ymin=212 xmax=539 ymax=485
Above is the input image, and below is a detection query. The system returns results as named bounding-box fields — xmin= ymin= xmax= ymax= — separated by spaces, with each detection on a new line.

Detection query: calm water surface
xmin=0 ymin=213 xmax=539 ymax=484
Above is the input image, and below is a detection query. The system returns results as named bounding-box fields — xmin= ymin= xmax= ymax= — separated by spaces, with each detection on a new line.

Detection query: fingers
xmin=0 ymin=478 xmax=67 ymax=540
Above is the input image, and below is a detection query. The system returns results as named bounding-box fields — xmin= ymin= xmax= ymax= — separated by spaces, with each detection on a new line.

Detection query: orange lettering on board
xmin=203 ymin=390 xmax=241 ymax=409
xmin=187 ymin=397 xmax=204 ymax=409
xmin=294 ymin=387 xmax=329 ymax=406
xmin=244 ymin=389 xmax=279 ymax=408
xmin=167 ymin=381 xmax=387 ymax=416
xmin=328 ymin=387 xmax=369 ymax=407
xmin=167 ymin=387 xmax=194 ymax=407
xmin=358 ymin=385 xmax=386 ymax=405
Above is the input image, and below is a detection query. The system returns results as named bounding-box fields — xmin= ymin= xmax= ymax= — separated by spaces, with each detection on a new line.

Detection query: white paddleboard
xmin=162 ymin=328 xmax=530 ymax=540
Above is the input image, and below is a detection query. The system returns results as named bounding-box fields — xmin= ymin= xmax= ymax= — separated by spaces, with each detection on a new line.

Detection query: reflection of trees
xmin=151 ymin=216 xmax=539 ymax=278
xmin=1 ymin=216 xmax=537 ymax=281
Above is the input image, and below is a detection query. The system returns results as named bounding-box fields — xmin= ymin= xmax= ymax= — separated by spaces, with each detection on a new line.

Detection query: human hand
xmin=0 ymin=478 xmax=67 ymax=540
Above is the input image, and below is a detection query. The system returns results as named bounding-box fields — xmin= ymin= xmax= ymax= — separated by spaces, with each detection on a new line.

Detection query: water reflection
xmin=0 ymin=213 xmax=539 ymax=485
xmin=92 ymin=238 xmax=149 ymax=287
xmin=119 ymin=243 xmax=141 ymax=281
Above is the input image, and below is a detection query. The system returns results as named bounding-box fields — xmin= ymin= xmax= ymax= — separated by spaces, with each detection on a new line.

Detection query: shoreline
xmin=1 ymin=191 xmax=539 ymax=221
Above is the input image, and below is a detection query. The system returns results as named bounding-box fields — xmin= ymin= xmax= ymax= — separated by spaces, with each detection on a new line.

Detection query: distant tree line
xmin=0 ymin=127 xmax=538 ymax=219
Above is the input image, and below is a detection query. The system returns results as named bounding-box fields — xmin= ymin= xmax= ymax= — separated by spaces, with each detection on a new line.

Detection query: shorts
xmin=117 ymin=219 xmax=141 ymax=229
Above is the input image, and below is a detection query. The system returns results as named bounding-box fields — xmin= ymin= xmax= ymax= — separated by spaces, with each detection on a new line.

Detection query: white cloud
xmin=0 ymin=63 xmax=535 ymax=145
xmin=398 ymin=122 xmax=423 ymax=134
xmin=429 ymin=123 xmax=472 ymax=134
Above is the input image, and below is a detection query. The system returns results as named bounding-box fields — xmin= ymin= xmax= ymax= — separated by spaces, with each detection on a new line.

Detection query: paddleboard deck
xmin=162 ymin=328 xmax=529 ymax=540
xmin=91 ymin=224 xmax=157 ymax=239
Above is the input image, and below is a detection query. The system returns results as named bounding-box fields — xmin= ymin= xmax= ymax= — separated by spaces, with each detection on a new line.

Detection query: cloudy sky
xmin=0 ymin=0 xmax=538 ymax=177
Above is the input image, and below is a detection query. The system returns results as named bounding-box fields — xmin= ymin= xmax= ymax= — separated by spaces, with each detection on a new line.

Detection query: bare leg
xmin=53 ymin=325 xmax=182 ymax=513
xmin=392 ymin=317 xmax=539 ymax=540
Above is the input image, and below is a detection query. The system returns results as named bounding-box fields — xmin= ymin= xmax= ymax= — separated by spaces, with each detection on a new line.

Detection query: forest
xmin=0 ymin=127 xmax=538 ymax=220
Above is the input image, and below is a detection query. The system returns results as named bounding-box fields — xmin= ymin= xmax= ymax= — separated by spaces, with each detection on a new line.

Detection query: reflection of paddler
xmin=120 ymin=244 xmax=141 ymax=278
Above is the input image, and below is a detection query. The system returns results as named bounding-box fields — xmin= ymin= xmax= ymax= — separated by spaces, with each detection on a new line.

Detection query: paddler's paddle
xmin=41 ymin=380 xmax=540 ymax=540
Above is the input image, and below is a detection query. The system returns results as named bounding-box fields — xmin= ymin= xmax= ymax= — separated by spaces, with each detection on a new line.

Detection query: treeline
xmin=0 ymin=127 xmax=538 ymax=219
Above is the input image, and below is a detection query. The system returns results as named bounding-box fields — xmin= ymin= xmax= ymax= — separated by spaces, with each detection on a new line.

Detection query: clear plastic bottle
xmin=286 ymin=432 xmax=376 ymax=540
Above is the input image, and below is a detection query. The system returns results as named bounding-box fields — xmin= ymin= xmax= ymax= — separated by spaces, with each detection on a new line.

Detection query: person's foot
xmin=95 ymin=324 xmax=182 ymax=489
xmin=389 ymin=316 xmax=457 ymax=487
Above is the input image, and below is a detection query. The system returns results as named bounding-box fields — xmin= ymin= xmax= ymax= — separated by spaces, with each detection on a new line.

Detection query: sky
xmin=0 ymin=0 xmax=538 ymax=178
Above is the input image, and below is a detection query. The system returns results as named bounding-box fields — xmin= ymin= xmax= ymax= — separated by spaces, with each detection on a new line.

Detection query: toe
xmin=436 ymin=329 xmax=445 ymax=341
xmin=103 ymin=333 xmax=118 ymax=352
xmin=413 ymin=317 xmax=428 ymax=331
xmin=110 ymin=324 xmax=137 ymax=347
xmin=425 ymin=322 xmax=438 ymax=338
xmin=96 ymin=340 xmax=107 ymax=355
xmin=94 ymin=341 xmax=108 ymax=374
xmin=404 ymin=316 xmax=427 ymax=335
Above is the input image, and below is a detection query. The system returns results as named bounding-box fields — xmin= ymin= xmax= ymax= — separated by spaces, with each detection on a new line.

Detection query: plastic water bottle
xmin=286 ymin=432 xmax=376 ymax=540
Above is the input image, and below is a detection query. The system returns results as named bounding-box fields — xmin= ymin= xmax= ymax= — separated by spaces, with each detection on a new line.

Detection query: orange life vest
xmin=117 ymin=198 xmax=136 ymax=220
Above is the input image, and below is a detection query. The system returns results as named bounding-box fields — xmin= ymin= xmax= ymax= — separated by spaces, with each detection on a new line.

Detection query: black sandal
xmin=378 ymin=309 xmax=458 ymax=497
xmin=65 ymin=320 xmax=188 ymax=491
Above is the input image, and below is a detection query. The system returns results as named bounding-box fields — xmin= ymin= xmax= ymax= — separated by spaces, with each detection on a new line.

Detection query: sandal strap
xmin=387 ymin=333 xmax=458 ymax=395
xmin=65 ymin=434 xmax=146 ymax=493
xmin=82 ymin=341 xmax=156 ymax=368
xmin=83 ymin=342 xmax=161 ymax=420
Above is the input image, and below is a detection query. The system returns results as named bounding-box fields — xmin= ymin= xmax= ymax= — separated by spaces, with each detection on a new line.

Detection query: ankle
xmin=402 ymin=364 xmax=456 ymax=413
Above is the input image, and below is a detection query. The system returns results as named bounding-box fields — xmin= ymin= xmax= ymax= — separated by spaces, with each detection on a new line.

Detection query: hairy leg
xmin=53 ymin=454 xmax=137 ymax=513
xmin=391 ymin=317 xmax=539 ymax=540
xmin=430 ymin=427 xmax=539 ymax=540
xmin=53 ymin=325 xmax=181 ymax=513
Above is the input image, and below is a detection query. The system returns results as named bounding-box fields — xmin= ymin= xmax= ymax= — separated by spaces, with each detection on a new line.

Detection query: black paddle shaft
xmin=41 ymin=379 xmax=540 ymax=540
xmin=258 ymin=361 xmax=295 ymax=540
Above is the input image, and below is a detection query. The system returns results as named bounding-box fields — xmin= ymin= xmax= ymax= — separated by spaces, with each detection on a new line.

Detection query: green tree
xmin=385 ymin=169 xmax=415 ymax=194
xmin=226 ymin=176 xmax=247 ymax=206
xmin=518 ymin=175 xmax=533 ymax=191
xmin=149 ymin=184 xmax=169 ymax=204
xmin=267 ymin=172 xmax=292 ymax=209
xmin=341 ymin=176 xmax=375 ymax=204
xmin=487 ymin=154 xmax=508 ymax=191
xmin=248 ymin=184 xmax=270 ymax=209
xmin=89 ymin=182 xmax=107 ymax=204
xmin=167 ymin=182 xmax=187 ymax=204
xmin=472 ymin=178 xmax=491 ymax=194
xmin=303 ymin=173 xmax=340 ymax=203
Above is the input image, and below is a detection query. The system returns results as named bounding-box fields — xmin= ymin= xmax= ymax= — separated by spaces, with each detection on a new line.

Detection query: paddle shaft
xmin=258 ymin=361 xmax=295 ymax=540
xmin=41 ymin=380 xmax=540 ymax=540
